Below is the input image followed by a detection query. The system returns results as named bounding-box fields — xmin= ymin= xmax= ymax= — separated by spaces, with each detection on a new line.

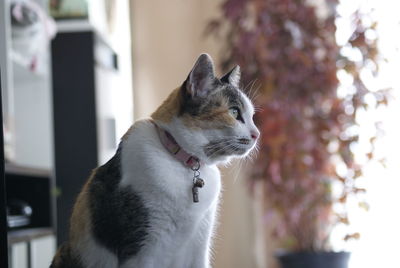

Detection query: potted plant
xmin=208 ymin=0 xmax=389 ymax=267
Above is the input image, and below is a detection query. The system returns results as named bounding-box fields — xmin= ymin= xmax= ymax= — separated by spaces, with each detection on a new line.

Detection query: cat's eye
xmin=229 ymin=107 xmax=240 ymax=119
xmin=229 ymin=107 xmax=245 ymax=124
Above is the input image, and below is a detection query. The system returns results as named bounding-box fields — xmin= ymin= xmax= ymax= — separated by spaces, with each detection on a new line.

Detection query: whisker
xmin=207 ymin=143 xmax=237 ymax=159
xmin=250 ymin=85 xmax=261 ymax=103
xmin=206 ymin=141 xmax=235 ymax=155
xmin=254 ymin=105 xmax=264 ymax=113
xmin=243 ymin=79 xmax=257 ymax=93
xmin=232 ymin=158 xmax=245 ymax=184
xmin=246 ymin=142 xmax=260 ymax=163
xmin=249 ymin=79 xmax=261 ymax=103
xmin=204 ymin=135 xmax=238 ymax=139
xmin=204 ymin=140 xmax=236 ymax=150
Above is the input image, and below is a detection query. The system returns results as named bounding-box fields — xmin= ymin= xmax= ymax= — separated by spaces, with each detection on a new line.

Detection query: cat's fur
xmin=50 ymin=54 xmax=259 ymax=268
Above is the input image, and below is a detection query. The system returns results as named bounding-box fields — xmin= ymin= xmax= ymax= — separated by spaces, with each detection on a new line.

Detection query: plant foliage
xmin=208 ymin=0 xmax=389 ymax=251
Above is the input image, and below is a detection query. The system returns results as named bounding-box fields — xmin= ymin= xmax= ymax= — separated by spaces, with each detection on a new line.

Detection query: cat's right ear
xmin=221 ymin=65 xmax=241 ymax=88
xmin=184 ymin=54 xmax=216 ymax=99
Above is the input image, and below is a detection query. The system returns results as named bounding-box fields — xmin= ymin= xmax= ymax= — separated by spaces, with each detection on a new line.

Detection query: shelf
xmin=56 ymin=20 xmax=94 ymax=33
xmin=10 ymin=50 xmax=32 ymax=71
xmin=5 ymin=163 xmax=51 ymax=178
xmin=8 ymin=227 xmax=54 ymax=244
xmin=56 ymin=20 xmax=114 ymax=52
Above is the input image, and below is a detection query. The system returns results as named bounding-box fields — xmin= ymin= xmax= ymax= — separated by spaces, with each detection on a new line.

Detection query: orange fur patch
xmin=152 ymin=87 xmax=237 ymax=130
xmin=51 ymin=245 xmax=65 ymax=267
xmin=151 ymin=87 xmax=181 ymax=123
xmin=181 ymin=93 xmax=236 ymax=129
xmin=69 ymin=173 xmax=94 ymax=246
xmin=181 ymin=109 xmax=235 ymax=129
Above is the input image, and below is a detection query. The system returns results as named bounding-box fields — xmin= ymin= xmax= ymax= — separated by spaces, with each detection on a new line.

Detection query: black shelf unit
xmin=1 ymin=29 xmax=120 ymax=266
xmin=4 ymin=165 xmax=56 ymax=268
xmin=5 ymin=165 xmax=54 ymax=230
xmin=51 ymin=30 xmax=118 ymax=246
xmin=51 ymin=30 xmax=99 ymax=246
xmin=8 ymin=227 xmax=53 ymax=245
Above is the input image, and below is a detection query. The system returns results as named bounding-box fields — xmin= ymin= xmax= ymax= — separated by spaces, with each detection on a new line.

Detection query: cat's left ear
xmin=185 ymin=54 xmax=216 ymax=98
xmin=221 ymin=65 xmax=241 ymax=88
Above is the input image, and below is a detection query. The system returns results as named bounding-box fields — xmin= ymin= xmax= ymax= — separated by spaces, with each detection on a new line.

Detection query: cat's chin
xmin=202 ymin=142 xmax=256 ymax=165
xmin=204 ymin=152 xmax=248 ymax=166
xmin=203 ymin=155 xmax=232 ymax=166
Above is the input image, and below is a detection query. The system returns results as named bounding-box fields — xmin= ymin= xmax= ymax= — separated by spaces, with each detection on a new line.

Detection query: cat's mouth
xmin=238 ymin=138 xmax=250 ymax=145
xmin=203 ymin=137 xmax=255 ymax=159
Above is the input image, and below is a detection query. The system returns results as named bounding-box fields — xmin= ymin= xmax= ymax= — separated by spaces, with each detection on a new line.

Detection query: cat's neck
xmin=153 ymin=122 xmax=202 ymax=169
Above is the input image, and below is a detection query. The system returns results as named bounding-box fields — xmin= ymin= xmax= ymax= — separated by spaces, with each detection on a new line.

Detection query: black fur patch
xmin=88 ymin=146 xmax=149 ymax=264
xmin=179 ymin=78 xmax=223 ymax=116
xmin=180 ymin=79 xmax=245 ymax=117
xmin=221 ymin=86 xmax=245 ymax=110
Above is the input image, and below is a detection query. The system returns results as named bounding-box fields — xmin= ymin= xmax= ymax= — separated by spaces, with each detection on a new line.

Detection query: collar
xmin=153 ymin=123 xmax=201 ymax=169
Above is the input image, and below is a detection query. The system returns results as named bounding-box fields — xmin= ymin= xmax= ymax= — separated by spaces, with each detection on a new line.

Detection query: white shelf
xmin=5 ymin=163 xmax=51 ymax=178
xmin=56 ymin=20 xmax=93 ymax=33
xmin=10 ymin=50 xmax=48 ymax=78
xmin=8 ymin=227 xmax=54 ymax=244
xmin=56 ymin=20 xmax=114 ymax=52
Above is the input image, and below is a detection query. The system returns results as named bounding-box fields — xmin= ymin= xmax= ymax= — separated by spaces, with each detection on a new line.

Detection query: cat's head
xmin=152 ymin=54 xmax=259 ymax=165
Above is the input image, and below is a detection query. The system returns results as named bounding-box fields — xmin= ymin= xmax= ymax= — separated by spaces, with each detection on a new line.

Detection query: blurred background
xmin=0 ymin=0 xmax=399 ymax=268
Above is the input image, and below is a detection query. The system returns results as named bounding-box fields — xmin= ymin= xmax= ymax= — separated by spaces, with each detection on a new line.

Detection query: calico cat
xmin=50 ymin=54 xmax=259 ymax=268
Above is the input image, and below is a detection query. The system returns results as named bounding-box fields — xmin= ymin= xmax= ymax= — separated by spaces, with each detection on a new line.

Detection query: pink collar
xmin=154 ymin=123 xmax=201 ymax=169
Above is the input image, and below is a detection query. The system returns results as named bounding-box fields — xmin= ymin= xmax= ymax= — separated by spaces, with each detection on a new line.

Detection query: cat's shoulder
xmin=122 ymin=119 xmax=157 ymax=141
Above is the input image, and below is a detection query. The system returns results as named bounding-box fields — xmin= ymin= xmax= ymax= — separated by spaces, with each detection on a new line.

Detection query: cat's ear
xmin=184 ymin=54 xmax=216 ymax=98
xmin=221 ymin=65 xmax=241 ymax=88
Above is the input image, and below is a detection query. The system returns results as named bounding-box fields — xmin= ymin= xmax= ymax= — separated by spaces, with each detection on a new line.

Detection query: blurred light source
xmin=333 ymin=0 xmax=400 ymax=267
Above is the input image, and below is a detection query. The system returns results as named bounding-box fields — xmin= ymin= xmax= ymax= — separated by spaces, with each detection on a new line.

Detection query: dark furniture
xmin=51 ymin=30 xmax=118 ymax=245
xmin=5 ymin=163 xmax=56 ymax=268
xmin=52 ymin=31 xmax=99 ymax=246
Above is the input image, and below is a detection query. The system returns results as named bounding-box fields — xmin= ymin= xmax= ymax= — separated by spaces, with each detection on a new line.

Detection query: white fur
xmin=159 ymin=92 xmax=259 ymax=166
xmin=76 ymin=231 xmax=118 ymax=268
xmin=119 ymin=120 xmax=220 ymax=268
xmin=120 ymin=93 xmax=256 ymax=268
xmin=228 ymin=66 xmax=241 ymax=88
xmin=78 ymin=89 xmax=258 ymax=268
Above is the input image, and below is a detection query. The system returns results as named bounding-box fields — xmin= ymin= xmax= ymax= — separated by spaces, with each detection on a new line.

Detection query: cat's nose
xmin=250 ymin=130 xmax=259 ymax=140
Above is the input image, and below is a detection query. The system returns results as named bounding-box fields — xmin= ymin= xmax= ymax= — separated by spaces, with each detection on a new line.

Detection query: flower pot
xmin=277 ymin=251 xmax=350 ymax=268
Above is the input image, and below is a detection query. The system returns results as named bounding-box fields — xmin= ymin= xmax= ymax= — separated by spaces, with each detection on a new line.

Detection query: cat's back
xmin=122 ymin=119 xmax=157 ymax=142
xmin=119 ymin=118 xmax=172 ymax=181
xmin=51 ymin=120 xmax=155 ymax=268
xmin=52 ymin=118 xmax=221 ymax=267
xmin=121 ymin=119 xmax=162 ymax=156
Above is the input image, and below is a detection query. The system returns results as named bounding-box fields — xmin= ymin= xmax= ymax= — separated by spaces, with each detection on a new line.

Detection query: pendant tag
xmin=192 ymin=178 xmax=204 ymax=203
xmin=192 ymin=186 xmax=199 ymax=203
xmin=191 ymin=160 xmax=204 ymax=203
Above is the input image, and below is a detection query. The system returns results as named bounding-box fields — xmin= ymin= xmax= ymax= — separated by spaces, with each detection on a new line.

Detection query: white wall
xmin=130 ymin=0 xmax=221 ymax=119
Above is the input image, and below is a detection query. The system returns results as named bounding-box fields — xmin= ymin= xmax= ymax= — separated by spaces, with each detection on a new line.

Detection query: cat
xmin=50 ymin=53 xmax=260 ymax=268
